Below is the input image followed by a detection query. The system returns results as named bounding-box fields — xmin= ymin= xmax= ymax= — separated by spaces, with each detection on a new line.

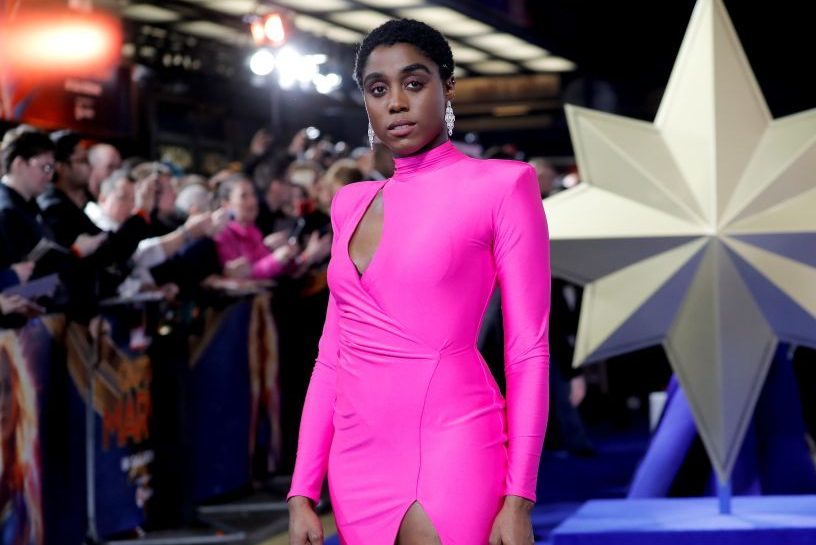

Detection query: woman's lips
xmin=387 ymin=122 xmax=416 ymax=137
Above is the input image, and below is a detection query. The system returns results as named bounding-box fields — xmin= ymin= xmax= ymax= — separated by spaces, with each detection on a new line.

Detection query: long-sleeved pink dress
xmin=287 ymin=141 xmax=550 ymax=544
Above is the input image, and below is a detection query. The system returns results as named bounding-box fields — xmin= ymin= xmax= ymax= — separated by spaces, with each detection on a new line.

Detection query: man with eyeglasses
xmin=0 ymin=130 xmax=57 ymax=325
xmin=0 ymin=129 xmax=107 ymax=323
xmin=38 ymin=130 xmax=98 ymax=248
xmin=0 ymin=130 xmax=58 ymax=270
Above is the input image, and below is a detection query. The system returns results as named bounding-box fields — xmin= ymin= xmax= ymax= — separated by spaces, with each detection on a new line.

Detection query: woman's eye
xmin=370 ymin=84 xmax=386 ymax=96
xmin=406 ymin=80 xmax=423 ymax=90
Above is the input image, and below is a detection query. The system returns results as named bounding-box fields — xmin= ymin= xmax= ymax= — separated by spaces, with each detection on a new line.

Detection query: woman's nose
xmin=388 ymin=88 xmax=408 ymax=113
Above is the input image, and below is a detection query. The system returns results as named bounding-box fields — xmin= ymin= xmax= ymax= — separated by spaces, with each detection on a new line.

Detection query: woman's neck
xmin=393 ymin=134 xmax=449 ymax=159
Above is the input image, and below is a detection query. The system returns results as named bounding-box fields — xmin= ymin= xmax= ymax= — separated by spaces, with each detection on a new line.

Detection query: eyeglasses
xmin=28 ymin=159 xmax=55 ymax=175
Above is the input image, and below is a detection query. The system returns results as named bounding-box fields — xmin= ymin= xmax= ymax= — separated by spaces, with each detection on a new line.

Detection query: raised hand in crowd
xmin=298 ymin=231 xmax=331 ymax=269
xmin=183 ymin=211 xmax=214 ymax=239
xmin=73 ymin=232 xmax=108 ymax=258
xmin=263 ymin=230 xmax=290 ymax=251
xmin=209 ymin=208 xmax=231 ymax=236
xmin=11 ymin=261 xmax=34 ymax=283
xmin=272 ymin=242 xmax=299 ymax=265
xmin=250 ymin=128 xmax=274 ymax=157
xmin=134 ymin=174 xmax=158 ymax=213
xmin=288 ymin=128 xmax=308 ymax=158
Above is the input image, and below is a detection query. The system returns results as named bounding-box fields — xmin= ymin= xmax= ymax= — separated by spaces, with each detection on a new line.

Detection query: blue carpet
xmin=551 ymin=496 xmax=816 ymax=545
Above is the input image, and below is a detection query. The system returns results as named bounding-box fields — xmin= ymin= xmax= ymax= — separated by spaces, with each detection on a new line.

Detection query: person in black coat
xmin=39 ymin=132 xmax=154 ymax=292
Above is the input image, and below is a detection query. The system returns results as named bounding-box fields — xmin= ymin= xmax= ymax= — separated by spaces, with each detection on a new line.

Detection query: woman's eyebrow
xmin=363 ymin=63 xmax=432 ymax=86
xmin=400 ymin=63 xmax=431 ymax=75
xmin=363 ymin=71 xmax=384 ymax=86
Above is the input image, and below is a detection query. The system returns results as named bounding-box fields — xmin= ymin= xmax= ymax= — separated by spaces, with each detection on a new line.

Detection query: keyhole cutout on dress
xmin=348 ymin=188 xmax=385 ymax=279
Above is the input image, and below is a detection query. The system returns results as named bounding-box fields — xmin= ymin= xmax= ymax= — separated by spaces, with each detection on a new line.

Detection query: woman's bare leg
xmin=395 ymin=502 xmax=442 ymax=545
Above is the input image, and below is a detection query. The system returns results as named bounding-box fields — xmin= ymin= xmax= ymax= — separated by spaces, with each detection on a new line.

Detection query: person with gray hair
xmin=89 ymin=169 xmax=228 ymax=296
xmin=87 ymin=143 xmax=122 ymax=199
xmin=175 ymin=183 xmax=212 ymax=216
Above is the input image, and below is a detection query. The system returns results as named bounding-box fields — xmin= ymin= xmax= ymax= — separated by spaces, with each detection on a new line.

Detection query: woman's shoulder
xmin=477 ymin=156 xmax=535 ymax=181
xmin=453 ymin=155 xmax=537 ymax=199
xmin=330 ymin=180 xmax=381 ymax=226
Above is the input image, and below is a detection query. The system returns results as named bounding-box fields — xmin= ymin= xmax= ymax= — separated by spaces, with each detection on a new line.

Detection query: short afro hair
xmin=354 ymin=19 xmax=454 ymax=90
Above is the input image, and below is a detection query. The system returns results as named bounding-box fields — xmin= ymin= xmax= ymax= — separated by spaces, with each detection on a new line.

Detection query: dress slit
xmin=393 ymin=500 xmax=444 ymax=545
xmin=347 ymin=185 xmax=386 ymax=280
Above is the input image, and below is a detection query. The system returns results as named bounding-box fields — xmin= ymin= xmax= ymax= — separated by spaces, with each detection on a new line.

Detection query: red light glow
xmin=0 ymin=11 xmax=122 ymax=78
xmin=250 ymin=20 xmax=266 ymax=45
xmin=263 ymin=14 xmax=286 ymax=46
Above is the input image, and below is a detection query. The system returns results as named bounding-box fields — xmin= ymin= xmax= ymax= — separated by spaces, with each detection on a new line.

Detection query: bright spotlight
xmin=306 ymin=54 xmax=328 ymax=65
xmin=278 ymin=74 xmax=297 ymax=90
xmin=314 ymin=72 xmax=342 ymax=94
xmin=297 ymin=61 xmax=318 ymax=84
xmin=275 ymin=46 xmax=301 ymax=88
xmin=249 ymin=49 xmax=275 ymax=76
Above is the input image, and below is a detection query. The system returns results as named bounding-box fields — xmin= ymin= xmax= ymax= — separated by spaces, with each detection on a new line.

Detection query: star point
xmin=547 ymin=0 xmax=816 ymax=482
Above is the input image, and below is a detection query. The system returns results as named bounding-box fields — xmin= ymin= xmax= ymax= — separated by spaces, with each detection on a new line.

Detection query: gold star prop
xmin=546 ymin=0 xmax=816 ymax=483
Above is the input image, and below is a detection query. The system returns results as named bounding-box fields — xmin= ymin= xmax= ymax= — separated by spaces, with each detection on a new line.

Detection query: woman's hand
xmin=183 ymin=212 xmax=213 ymax=239
xmin=300 ymin=231 xmax=332 ymax=266
xmin=288 ymin=496 xmax=324 ymax=545
xmin=73 ymin=232 xmax=108 ymax=257
xmin=224 ymin=257 xmax=252 ymax=279
xmin=209 ymin=208 xmax=230 ymax=236
xmin=263 ymin=230 xmax=290 ymax=251
xmin=488 ymin=495 xmax=535 ymax=545
xmin=570 ymin=375 xmax=586 ymax=407
xmin=273 ymin=243 xmax=299 ymax=264
xmin=134 ymin=175 xmax=158 ymax=214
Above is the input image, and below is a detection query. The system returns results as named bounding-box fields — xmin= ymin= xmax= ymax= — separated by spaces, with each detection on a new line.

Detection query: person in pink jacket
xmin=215 ymin=174 xmax=297 ymax=279
xmin=287 ymin=19 xmax=551 ymax=545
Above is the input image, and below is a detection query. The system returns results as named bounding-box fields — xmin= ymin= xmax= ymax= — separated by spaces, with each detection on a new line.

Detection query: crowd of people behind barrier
xmin=0 ymin=125 xmax=367 ymax=326
xmin=0 ymin=123 xmax=584 ymax=540
xmin=0 ymin=124 xmax=572 ymax=355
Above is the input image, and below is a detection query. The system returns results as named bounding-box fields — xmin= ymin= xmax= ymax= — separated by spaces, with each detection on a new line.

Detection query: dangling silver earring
xmin=368 ymin=122 xmax=376 ymax=149
xmin=445 ymin=100 xmax=455 ymax=136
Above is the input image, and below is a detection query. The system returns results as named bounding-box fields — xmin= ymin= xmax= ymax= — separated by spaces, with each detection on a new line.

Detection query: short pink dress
xmin=288 ymin=141 xmax=551 ymax=544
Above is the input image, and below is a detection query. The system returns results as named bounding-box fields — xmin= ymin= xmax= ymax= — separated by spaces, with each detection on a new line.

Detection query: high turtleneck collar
xmin=392 ymin=140 xmax=465 ymax=180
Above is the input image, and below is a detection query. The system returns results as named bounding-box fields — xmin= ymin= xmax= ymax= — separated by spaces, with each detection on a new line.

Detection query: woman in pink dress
xmin=288 ymin=19 xmax=550 ymax=545
xmin=214 ymin=175 xmax=297 ymax=279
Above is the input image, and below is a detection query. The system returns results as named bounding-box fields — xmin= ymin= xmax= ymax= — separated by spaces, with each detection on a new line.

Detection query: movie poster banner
xmin=0 ymin=293 xmax=281 ymax=543
xmin=186 ymin=294 xmax=282 ymax=503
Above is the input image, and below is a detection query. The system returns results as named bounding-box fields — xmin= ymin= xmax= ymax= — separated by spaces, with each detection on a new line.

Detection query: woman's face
xmin=0 ymin=351 xmax=17 ymax=443
xmin=265 ymin=179 xmax=289 ymax=211
xmin=362 ymin=43 xmax=454 ymax=158
xmin=228 ymin=180 xmax=258 ymax=224
xmin=283 ymin=184 xmax=308 ymax=218
xmin=156 ymin=174 xmax=177 ymax=215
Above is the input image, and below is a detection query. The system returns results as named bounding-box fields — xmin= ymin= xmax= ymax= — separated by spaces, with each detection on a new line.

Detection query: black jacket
xmin=38 ymin=186 xmax=152 ymax=271
xmin=0 ymin=183 xmax=72 ymax=277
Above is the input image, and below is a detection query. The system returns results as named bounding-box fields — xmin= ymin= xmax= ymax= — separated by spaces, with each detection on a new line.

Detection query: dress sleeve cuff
xmin=286 ymin=489 xmax=321 ymax=504
xmin=505 ymin=487 xmax=537 ymax=503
